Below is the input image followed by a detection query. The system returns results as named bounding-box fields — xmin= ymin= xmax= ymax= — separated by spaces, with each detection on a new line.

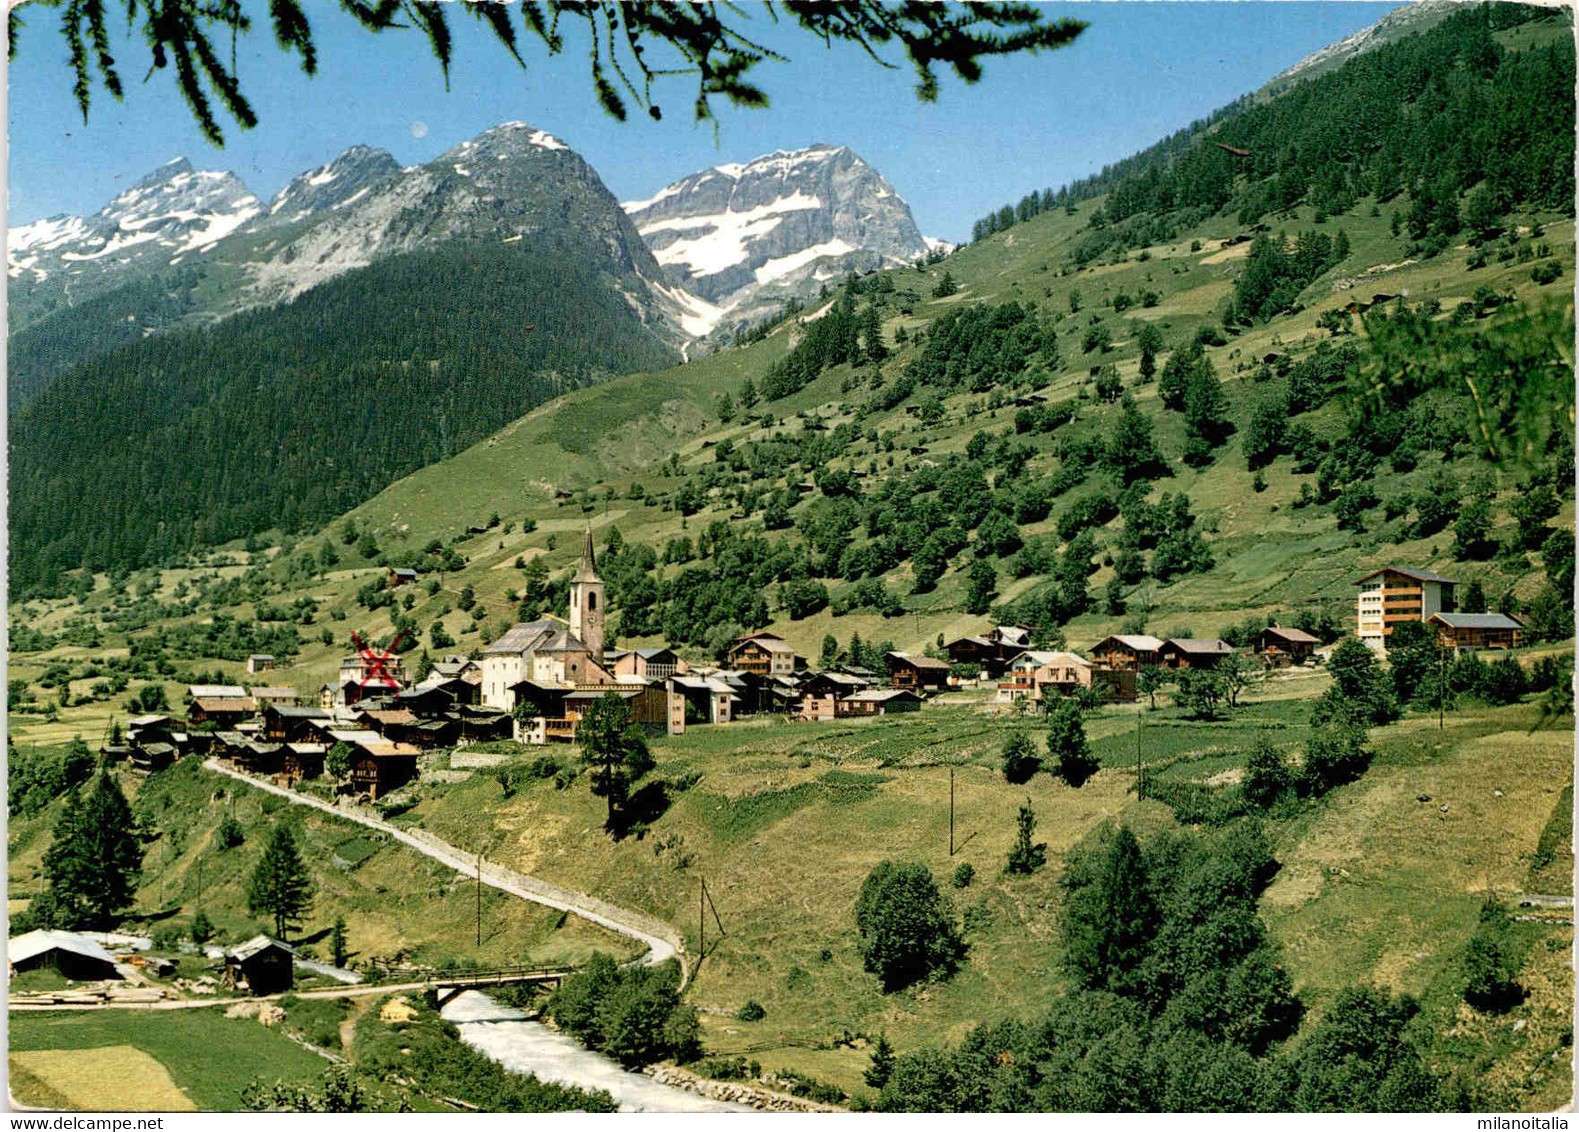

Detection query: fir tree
xmin=1005 ymin=799 xmax=1047 ymax=875
xmin=865 ymin=1033 xmax=897 ymax=1089
xmin=1047 ymin=698 xmax=1099 ymax=788
xmin=41 ymin=772 xmax=143 ymax=930
xmin=579 ymin=692 xmax=655 ymax=835
xmin=247 ymin=824 xmax=316 ymax=940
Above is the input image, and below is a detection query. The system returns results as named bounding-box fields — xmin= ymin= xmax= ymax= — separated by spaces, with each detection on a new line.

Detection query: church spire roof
xmin=572 ymin=527 xmax=599 ymax=583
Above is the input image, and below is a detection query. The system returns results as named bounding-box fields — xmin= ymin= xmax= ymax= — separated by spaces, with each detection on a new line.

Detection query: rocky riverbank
xmin=643 ymin=1065 xmax=845 ymax=1113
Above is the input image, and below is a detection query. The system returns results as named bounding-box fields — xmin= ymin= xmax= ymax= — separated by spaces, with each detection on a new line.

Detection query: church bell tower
xmin=569 ymin=527 xmax=605 ymax=661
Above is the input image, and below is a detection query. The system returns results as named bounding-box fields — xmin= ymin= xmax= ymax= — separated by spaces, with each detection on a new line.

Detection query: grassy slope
xmin=6 ymin=759 xmax=639 ymax=970
xmin=377 ymin=689 xmax=1570 ymax=1107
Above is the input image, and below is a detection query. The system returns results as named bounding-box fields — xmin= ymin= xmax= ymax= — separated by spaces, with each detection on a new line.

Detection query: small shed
xmin=245 ymin=654 xmax=277 ymax=675
xmin=9 ymin=930 xmax=123 ymax=981
xmin=224 ymin=935 xmax=295 ymax=995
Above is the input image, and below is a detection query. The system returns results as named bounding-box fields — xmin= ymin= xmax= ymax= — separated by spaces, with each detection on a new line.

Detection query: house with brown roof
xmin=607 ymin=647 xmax=687 ymax=681
xmin=1354 ymin=567 xmax=1458 ymax=652
xmin=998 ymin=650 xmax=1093 ymax=704
xmin=841 ymin=688 xmax=924 ymax=716
xmin=1254 ymin=626 xmax=1322 ymax=667
xmin=887 ymin=652 xmax=951 ymax=693
xmin=798 ymin=671 xmax=870 ymax=721
xmin=1089 ymin=635 xmax=1165 ymax=671
xmin=189 ymin=697 xmax=258 ymax=727
xmin=1429 ymin=612 xmax=1523 ymax=656
xmin=728 ymin=633 xmax=797 ymax=676
xmin=1158 ymin=639 xmax=1236 ymax=670
xmin=945 ymin=625 xmax=1035 ymax=678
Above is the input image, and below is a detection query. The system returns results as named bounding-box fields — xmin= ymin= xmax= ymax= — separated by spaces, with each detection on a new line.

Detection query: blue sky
xmin=8 ymin=2 xmax=1401 ymax=242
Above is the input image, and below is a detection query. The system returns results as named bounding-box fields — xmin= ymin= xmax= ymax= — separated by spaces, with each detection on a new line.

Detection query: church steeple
xmin=569 ymin=526 xmax=605 ymax=660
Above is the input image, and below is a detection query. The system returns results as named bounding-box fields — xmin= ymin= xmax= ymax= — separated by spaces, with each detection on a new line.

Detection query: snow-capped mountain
xmin=8 ymin=158 xmax=260 ymax=288
xmin=9 ymin=122 xmax=700 ymax=357
xmin=622 ymin=144 xmax=930 ymax=337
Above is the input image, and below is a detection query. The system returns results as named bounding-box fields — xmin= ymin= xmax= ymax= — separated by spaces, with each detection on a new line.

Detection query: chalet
xmin=798 ymin=672 xmax=869 ymax=721
xmin=998 ymin=651 xmax=1093 ymax=704
xmin=280 ymin=743 xmax=327 ymax=785
xmin=224 ymin=935 xmax=294 ymax=995
xmin=1354 ymin=567 xmax=1458 ymax=652
xmin=338 ymin=653 xmax=408 ymax=707
xmin=189 ymin=697 xmax=258 ymax=727
xmin=248 ymin=686 xmax=299 ymax=708
xmin=670 ymin=675 xmax=738 ymax=725
xmin=356 ymin=707 xmax=423 ymax=741
xmin=449 ymin=706 xmax=515 ymax=745
xmin=728 ymin=632 xmax=798 ymax=677
xmin=945 ymin=625 xmax=1035 ymax=679
xmin=128 ymin=742 xmax=176 ymax=776
xmin=1088 ymin=635 xmax=1165 ymax=671
xmin=333 ymin=731 xmax=419 ymax=800
xmin=1254 ymin=626 xmax=1322 ymax=667
xmin=430 ymin=655 xmax=482 ymax=684
xmin=127 ymin=714 xmax=177 ymax=748
xmin=9 ymin=930 xmax=122 ymax=981
xmin=1158 ymin=639 xmax=1236 ymax=670
xmin=606 ymin=647 xmax=686 ymax=681
xmin=245 ymin=654 xmax=276 ymax=675
xmin=387 ymin=567 xmax=420 ymax=588
xmin=261 ymin=704 xmax=333 ymax=744
xmin=888 ymin=652 xmax=951 ymax=693
xmin=841 ymin=688 xmax=924 ymax=716
xmin=232 ymin=740 xmax=286 ymax=777
xmin=1429 ymin=612 xmax=1523 ymax=656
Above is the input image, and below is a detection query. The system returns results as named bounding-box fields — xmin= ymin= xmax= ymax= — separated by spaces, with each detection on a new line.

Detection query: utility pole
xmin=949 ymin=767 xmax=956 ymax=856
xmin=476 ymin=848 xmax=483 ymax=948
xmin=1438 ymin=643 xmax=1447 ymax=731
xmin=1135 ymin=704 xmax=1144 ymax=800
xmin=698 ymin=877 xmax=706 ymax=965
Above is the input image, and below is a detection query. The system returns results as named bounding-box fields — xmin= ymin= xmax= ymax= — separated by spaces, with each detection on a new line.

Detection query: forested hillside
xmin=9 ymin=239 xmax=678 ymax=594
xmin=971 ymin=4 xmax=1573 ymax=248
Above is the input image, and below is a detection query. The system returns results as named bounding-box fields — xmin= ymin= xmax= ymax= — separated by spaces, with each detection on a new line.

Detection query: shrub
xmin=854 ymin=861 xmax=966 ymax=991
xmin=1000 ymin=733 xmax=1040 ymax=784
xmin=952 ymin=862 xmax=975 ymax=889
xmin=736 ymin=999 xmax=767 ymax=1022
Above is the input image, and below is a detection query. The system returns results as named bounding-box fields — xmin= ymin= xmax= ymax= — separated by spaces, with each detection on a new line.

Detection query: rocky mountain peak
xmin=622 ymin=143 xmax=929 ymax=338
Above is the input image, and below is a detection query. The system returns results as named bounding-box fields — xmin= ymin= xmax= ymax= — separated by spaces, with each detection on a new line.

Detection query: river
xmin=439 ymin=990 xmax=753 ymax=1113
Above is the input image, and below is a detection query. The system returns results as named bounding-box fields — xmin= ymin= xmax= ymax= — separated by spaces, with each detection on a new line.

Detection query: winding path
xmin=200 ymin=760 xmax=684 ymax=975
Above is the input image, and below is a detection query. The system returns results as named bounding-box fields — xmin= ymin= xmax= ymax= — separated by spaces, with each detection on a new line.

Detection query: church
xmin=479 ymin=530 xmax=683 ymax=742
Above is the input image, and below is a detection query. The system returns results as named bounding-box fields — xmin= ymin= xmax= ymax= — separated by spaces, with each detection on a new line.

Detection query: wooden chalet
xmin=840 ymin=688 xmax=923 ymax=716
xmin=798 ymin=672 xmax=869 ymax=721
xmin=1088 ymin=635 xmax=1164 ymax=671
xmin=189 ymin=697 xmax=258 ymax=727
xmin=355 ymin=708 xmax=424 ymax=745
xmin=945 ymin=625 xmax=1034 ymax=679
xmin=232 ymin=740 xmax=286 ymax=777
xmin=1254 ymin=626 xmax=1322 ymax=667
xmin=245 ymin=654 xmax=277 ymax=675
xmin=887 ymin=652 xmax=951 ymax=693
xmin=1429 ymin=612 xmax=1523 ymax=656
xmin=261 ymin=704 xmax=332 ymax=744
xmin=280 ymin=743 xmax=327 ymax=785
xmin=387 ymin=567 xmax=420 ymax=588
xmin=334 ymin=732 xmax=420 ymax=800
xmin=1158 ymin=639 xmax=1236 ymax=670
xmin=399 ymin=678 xmax=478 ymax=712
xmin=449 ymin=706 xmax=514 ymax=744
xmin=248 ymin=685 xmax=299 ymax=708
xmin=727 ymin=632 xmax=798 ymax=676
xmin=129 ymin=742 xmax=176 ymax=776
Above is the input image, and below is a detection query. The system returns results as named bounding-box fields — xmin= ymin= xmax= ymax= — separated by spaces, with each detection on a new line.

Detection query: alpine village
xmin=6 ymin=0 xmax=1577 ymax=1117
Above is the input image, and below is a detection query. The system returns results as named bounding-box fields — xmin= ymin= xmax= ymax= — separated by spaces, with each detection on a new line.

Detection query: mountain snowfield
xmin=621 ymin=143 xmax=935 ymax=336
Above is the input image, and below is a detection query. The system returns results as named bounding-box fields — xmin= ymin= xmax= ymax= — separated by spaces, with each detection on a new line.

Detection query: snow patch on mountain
xmin=622 ymin=143 xmax=928 ymax=338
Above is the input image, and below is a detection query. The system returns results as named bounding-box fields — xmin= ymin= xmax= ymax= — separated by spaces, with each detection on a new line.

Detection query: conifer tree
xmin=579 ymin=692 xmax=655 ymax=835
xmin=1005 ymin=799 xmax=1047 ymax=875
xmin=41 ymin=772 xmax=143 ymax=930
xmin=247 ymin=824 xmax=316 ymax=940
xmin=865 ymin=1033 xmax=896 ymax=1088
xmin=1047 ymin=698 xmax=1099 ymax=788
